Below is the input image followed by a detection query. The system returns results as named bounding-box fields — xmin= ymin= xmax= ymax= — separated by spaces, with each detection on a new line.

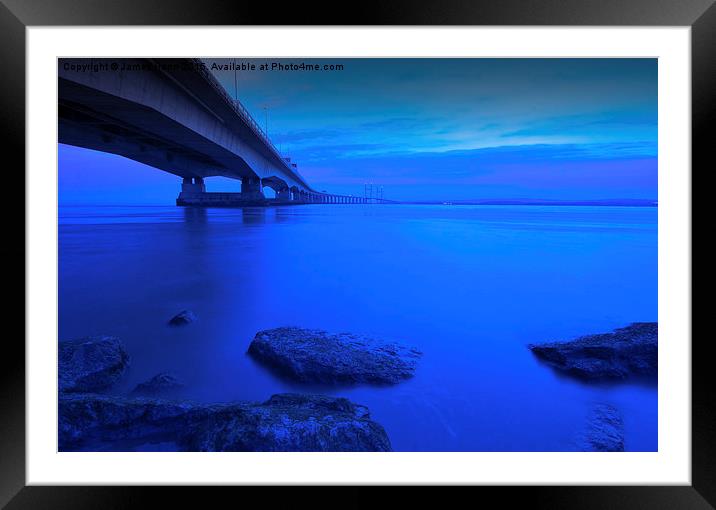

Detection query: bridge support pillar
xmin=181 ymin=176 xmax=206 ymax=193
xmin=276 ymin=188 xmax=291 ymax=201
xmin=241 ymin=177 xmax=265 ymax=200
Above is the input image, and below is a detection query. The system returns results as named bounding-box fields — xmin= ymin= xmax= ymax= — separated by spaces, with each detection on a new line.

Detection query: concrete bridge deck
xmin=58 ymin=58 xmax=369 ymax=205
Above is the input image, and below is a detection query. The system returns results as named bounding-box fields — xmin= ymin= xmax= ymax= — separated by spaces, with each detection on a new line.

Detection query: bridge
xmin=58 ymin=58 xmax=376 ymax=206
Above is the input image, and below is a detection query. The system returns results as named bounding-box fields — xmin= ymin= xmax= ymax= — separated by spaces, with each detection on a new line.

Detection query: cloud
xmin=275 ymin=128 xmax=343 ymax=144
xmin=357 ymin=117 xmax=431 ymax=130
xmin=303 ymin=141 xmax=657 ymax=182
xmin=297 ymin=142 xmax=395 ymax=161
xmin=304 ymin=141 xmax=657 ymax=201
xmin=499 ymin=111 xmax=656 ymax=140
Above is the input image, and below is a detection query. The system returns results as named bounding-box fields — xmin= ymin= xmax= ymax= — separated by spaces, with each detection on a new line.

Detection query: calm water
xmin=59 ymin=204 xmax=658 ymax=451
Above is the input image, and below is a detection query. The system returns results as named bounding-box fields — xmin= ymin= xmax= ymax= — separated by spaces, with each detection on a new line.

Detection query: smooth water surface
xmin=59 ymin=204 xmax=658 ymax=451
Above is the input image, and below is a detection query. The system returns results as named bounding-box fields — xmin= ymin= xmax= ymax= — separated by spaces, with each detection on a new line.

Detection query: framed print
xmin=3 ymin=0 xmax=708 ymax=505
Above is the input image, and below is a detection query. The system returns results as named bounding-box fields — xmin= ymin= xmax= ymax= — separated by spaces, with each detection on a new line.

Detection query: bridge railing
xmin=190 ymin=59 xmax=314 ymax=191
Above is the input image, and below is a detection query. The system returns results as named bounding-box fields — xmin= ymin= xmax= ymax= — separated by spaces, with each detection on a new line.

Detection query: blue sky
xmin=59 ymin=58 xmax=657 ymax=204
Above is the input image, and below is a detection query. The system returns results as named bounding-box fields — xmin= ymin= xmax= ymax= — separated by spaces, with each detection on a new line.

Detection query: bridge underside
xmin=58 ymin=67 xmax=370 ymax=206
xmin=59 ymin=78 xmax=259 ymax=181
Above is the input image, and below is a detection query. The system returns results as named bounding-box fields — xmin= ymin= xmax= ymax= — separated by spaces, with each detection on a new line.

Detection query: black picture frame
xmin=2 ymin=0 xmax=707 ymax=506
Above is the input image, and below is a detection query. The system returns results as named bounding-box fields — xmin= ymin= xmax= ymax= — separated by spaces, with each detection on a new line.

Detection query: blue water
xmin=58 ymin=204 xmax=658 ymax=451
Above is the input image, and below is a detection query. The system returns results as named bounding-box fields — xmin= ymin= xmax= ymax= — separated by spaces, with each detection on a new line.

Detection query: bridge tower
xmin=241 ymin=176 xmax=265 ymax=200
xmin=364 ymin=183 xmax=373 ymax=203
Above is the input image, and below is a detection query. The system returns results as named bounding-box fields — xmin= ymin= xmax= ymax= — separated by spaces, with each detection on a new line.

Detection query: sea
xmin=59 ymin=203 xmax=658 ymax=451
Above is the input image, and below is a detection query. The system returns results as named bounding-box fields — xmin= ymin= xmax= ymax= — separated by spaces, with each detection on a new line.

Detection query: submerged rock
xmin=131 ymin=373 xmax=185 ymax=397
xmin=528 ymin=322 xmax=657 ymax=381
xmin=168 ymin=310 xmax=197 ymax=326
xmin=59 ymin=392 xmax=391 ymax=452
xmin=247 ymin=327 xmax=422 ymax=385
xmin=577 ymin=403 xmax=625 ymax=452
xmin=59 ymin=336 xmax=130 ymax=393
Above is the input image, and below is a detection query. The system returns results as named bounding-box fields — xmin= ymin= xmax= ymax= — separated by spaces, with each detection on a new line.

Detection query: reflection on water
xmin=241 ymin=207 xmax=267 ymax=225
xmin=59 ymin=204 xmax=657 ymax=451
xmin=183 ymin=207 xmax=207 ymax=224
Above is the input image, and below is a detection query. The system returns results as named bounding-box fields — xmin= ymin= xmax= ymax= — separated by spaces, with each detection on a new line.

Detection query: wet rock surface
xmin=168 ymin=310 xmax=197 ymax=326
xmin=59 ymin=392 xmax=391 ymax=452
xmin=577 ymin=403 xmax=625 ymax=452
xmin=528 ymin=322 xmax=657 ymax=381
xmin=59 ymin=336 xmax=130 ymax=393
xmin=247 ymin=327 xmax=422 ymax=385
xmin=131 ymin=373 xmax=185 ymax=397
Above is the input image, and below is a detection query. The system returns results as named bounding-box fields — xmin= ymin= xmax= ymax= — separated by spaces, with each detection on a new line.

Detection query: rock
xmin=247 ymin=327 xmax=422 ymax=385
xmin=59 ymin=392 xmax=192 ymax=448
xmin=184 ymin=394 xmax=391 ymax=452
xmin=59 ymin=392 xmax=391 ymax=452
xmin=528 ymin=322 xmax=657 ymax=381
xmin=59 ymin=336 xmax=130 ymax=393
xmin=131 ymin=373 xmax=185 ymax=397
xmin=577 ymin=403 xmax=625 ymax=452
xmin=168 ymin=310 xmax=197 ymax=326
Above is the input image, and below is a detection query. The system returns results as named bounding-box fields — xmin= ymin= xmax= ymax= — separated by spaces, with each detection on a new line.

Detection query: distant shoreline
xmin=59 ymin=199 xmax=658 ymax=208
xmin=399 ymin=199 xmax=657 ymax=207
